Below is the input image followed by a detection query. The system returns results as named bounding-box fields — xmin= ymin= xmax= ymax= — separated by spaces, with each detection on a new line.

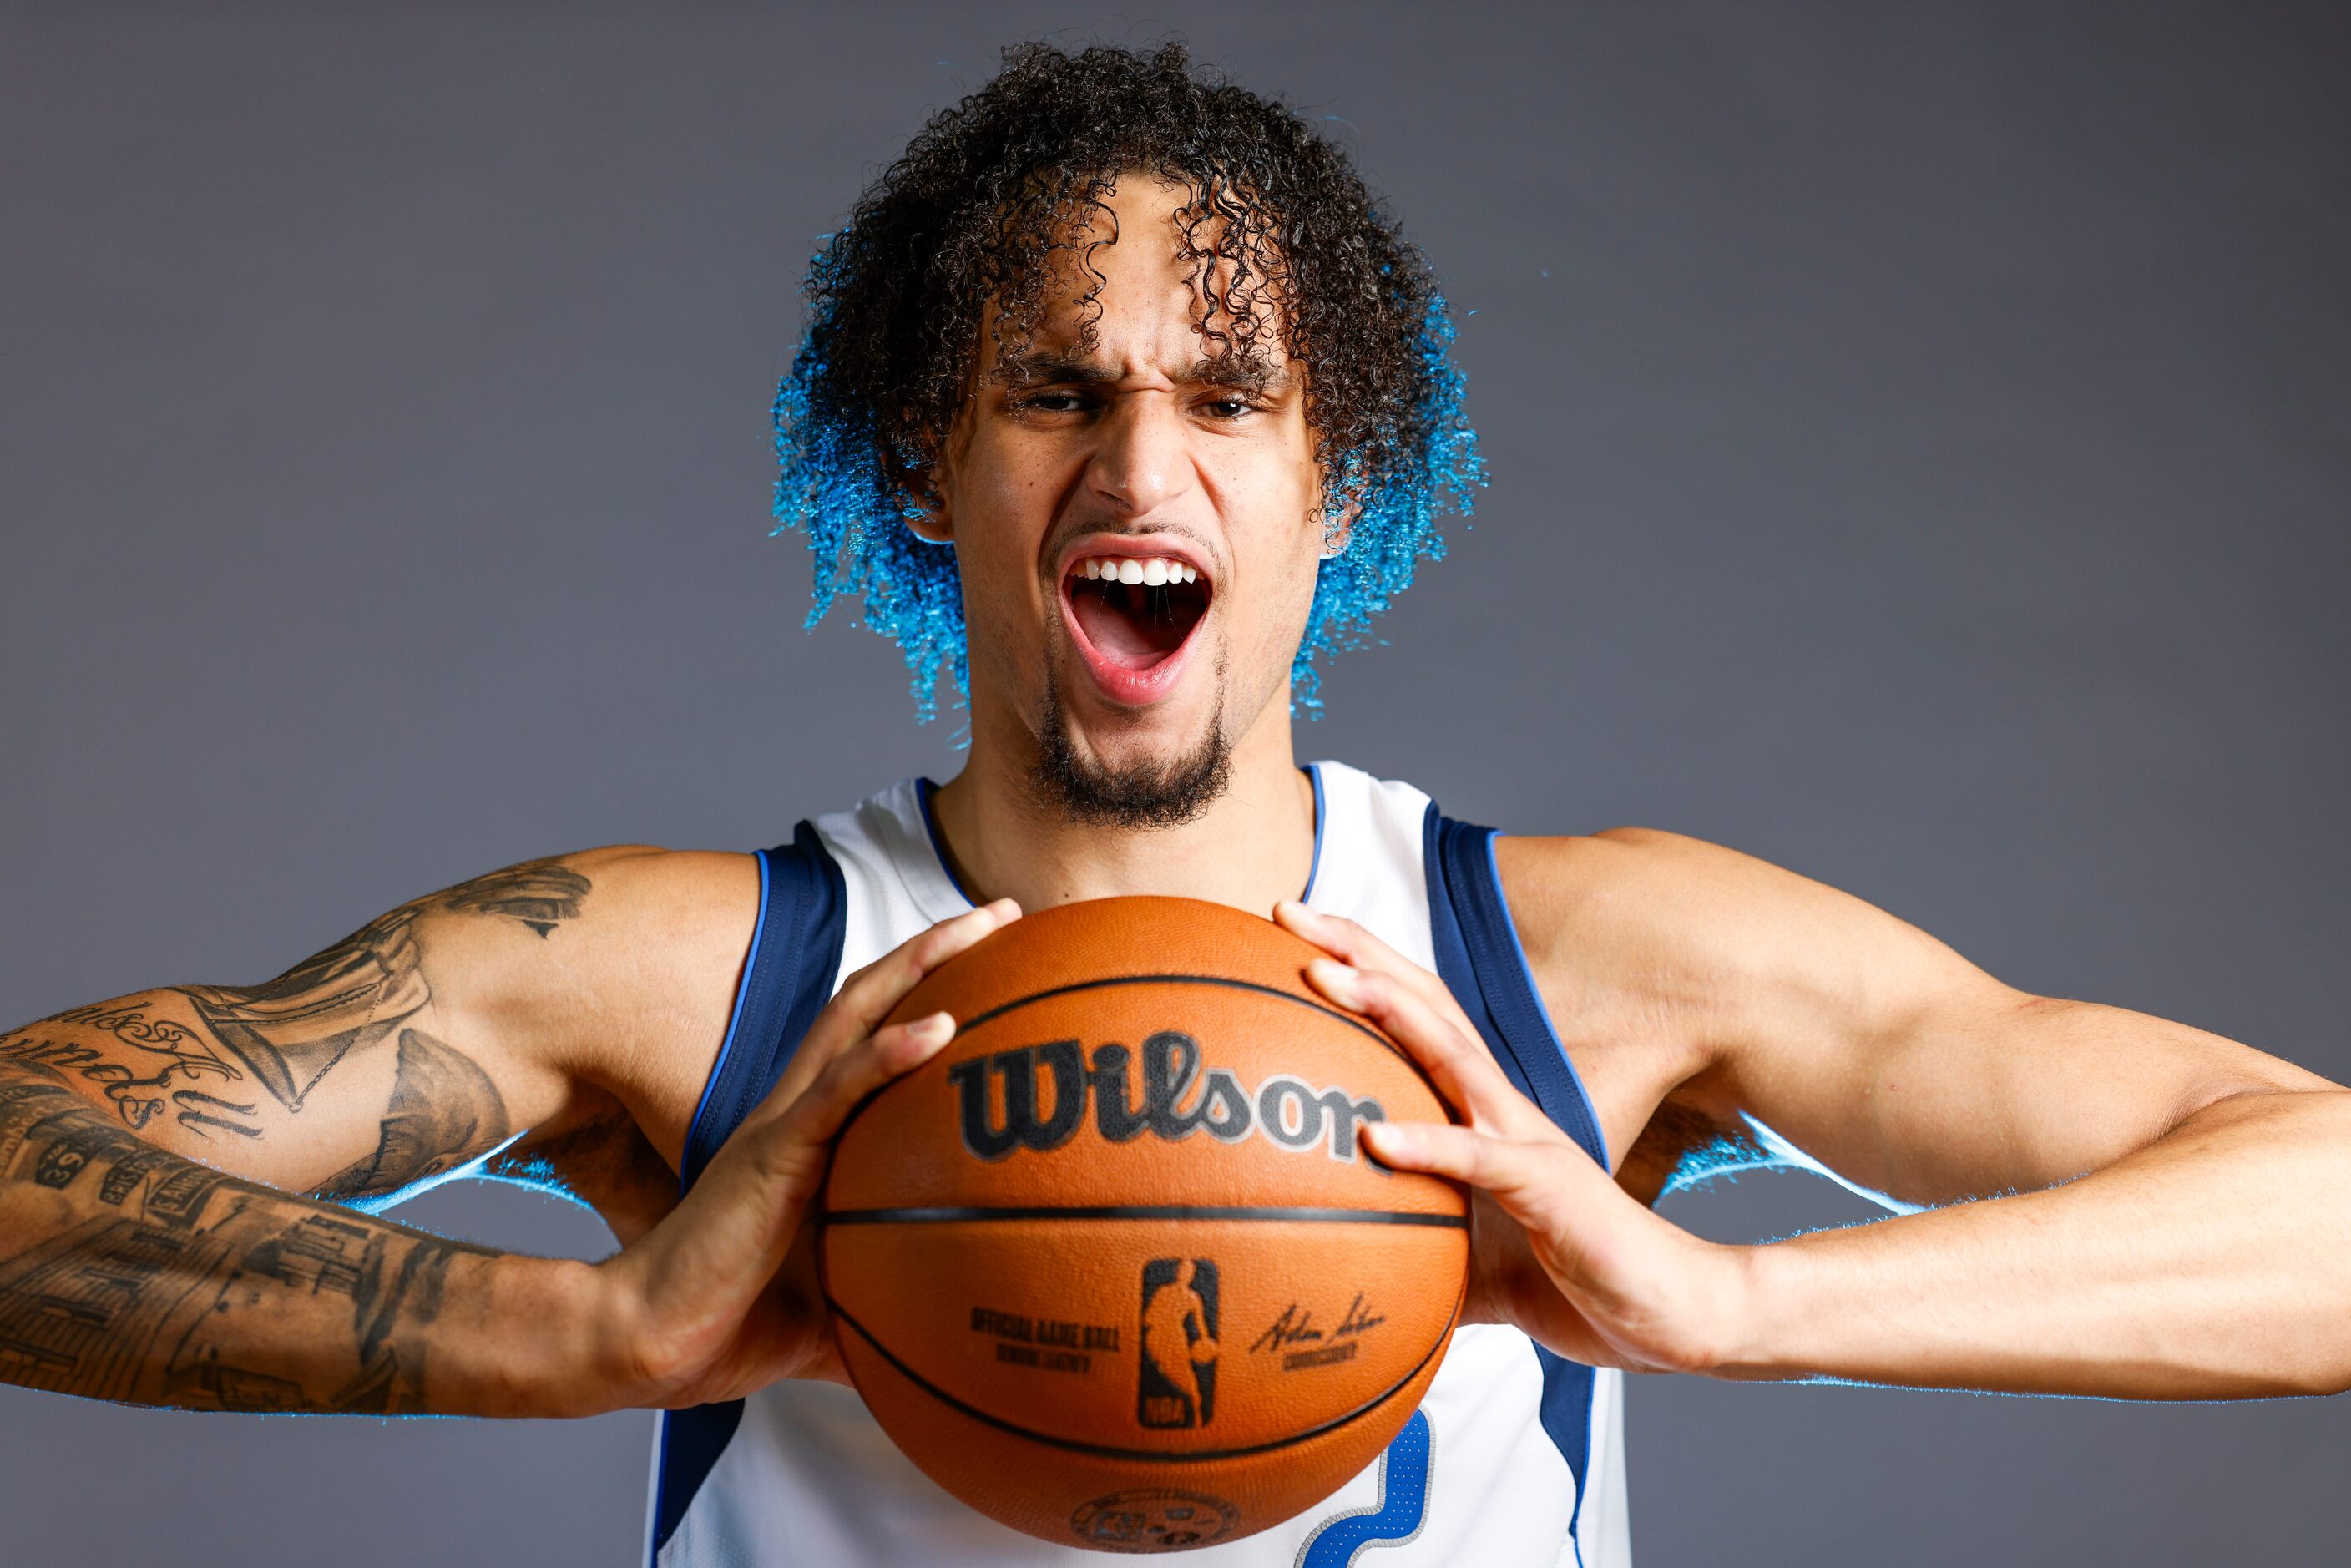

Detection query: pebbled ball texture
xmin=822 ymin=896 xmax=1468 ymax=1552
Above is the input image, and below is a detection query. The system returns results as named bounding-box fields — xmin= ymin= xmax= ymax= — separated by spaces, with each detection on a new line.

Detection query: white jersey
xmin=649 ymin=761 xmax=1631 ymax=1566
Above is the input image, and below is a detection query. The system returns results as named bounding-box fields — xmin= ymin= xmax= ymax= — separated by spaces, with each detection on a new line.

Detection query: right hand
xmin=591 ymin=898 xmax=1019 ymax=1409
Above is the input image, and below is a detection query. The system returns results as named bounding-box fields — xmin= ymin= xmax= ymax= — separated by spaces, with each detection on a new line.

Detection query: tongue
xmin=1072 ymin=584 xmax=1189 ymax=667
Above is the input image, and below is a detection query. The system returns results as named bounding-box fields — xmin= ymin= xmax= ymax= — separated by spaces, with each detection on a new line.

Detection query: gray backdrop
xmin=3 ymin=3 xmax=2345 ymax=1563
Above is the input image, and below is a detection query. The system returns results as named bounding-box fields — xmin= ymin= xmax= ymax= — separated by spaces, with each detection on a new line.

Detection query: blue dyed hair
xmin=771 ymin=41 xmax=1485 ymax=721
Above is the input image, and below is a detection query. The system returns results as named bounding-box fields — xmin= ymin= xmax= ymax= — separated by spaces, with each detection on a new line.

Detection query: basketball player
xmin=3 ymin=42 xmax=2345 ymax=1568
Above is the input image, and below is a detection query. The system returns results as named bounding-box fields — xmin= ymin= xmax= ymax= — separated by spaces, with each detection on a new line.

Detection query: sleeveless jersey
xmin=647 ymin=761 xmax=1632 ymax=1566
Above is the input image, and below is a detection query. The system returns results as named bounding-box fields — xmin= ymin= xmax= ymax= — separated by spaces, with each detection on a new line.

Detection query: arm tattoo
xmin=1 ymin=854 xmax=583 ymax=1142
xmin=0 ymin=1069 xmax=493 ymax=1412
xmin=313 ymin=1027 xmax=512 ymax=1205
xmin=0 ymin=1003 xmax=246 ymax=1133
xmin=0 ymin=857 xmax=582 ymax=1411
xmin=179 ymin=857 xmax=589 ymax=1115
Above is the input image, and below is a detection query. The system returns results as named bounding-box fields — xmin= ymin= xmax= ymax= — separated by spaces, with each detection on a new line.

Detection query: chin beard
xmin=1032 ymin=658 xmax=1232 ymax=830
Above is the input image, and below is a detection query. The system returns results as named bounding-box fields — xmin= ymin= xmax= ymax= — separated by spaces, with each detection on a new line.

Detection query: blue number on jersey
xmin=1297 ymin=1409 xmax=1433 ymax=1565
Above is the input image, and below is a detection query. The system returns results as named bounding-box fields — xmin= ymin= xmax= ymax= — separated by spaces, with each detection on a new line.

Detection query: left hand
xmin=1274 ymin=901 xmax=1747 ymax=1377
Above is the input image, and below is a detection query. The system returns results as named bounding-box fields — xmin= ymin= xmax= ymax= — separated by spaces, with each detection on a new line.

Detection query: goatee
xmin=1032 ymin=661 xmax=1231 ymax=829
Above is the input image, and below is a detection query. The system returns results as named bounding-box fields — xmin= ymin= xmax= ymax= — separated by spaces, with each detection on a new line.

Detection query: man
xmin=1 ymin=39 xmax=2344 ymax=1567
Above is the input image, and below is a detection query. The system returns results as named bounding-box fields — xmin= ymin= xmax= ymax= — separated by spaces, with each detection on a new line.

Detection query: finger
xmin=1275 ymin=902 xmax=1483 ymax=1044
xmin=753 ymin=1009 xmax=959 ymax=1181
xmin=1360 ymin=1120 xmax=1596 ymax=1232
xmin=1307 ymin=957 xmax=1559 ymax=1141
xmin=772 ymin=899 xmax=1017 ymax=1104
xmin=831 ymin=898 xmax=1019 ymax=1039
xmin=782 ymin=1009 xmax=958 ymax=1148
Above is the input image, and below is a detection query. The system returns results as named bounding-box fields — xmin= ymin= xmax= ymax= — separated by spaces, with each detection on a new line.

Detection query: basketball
xmin=819 ymin=896 xmax=1470 ymax=1552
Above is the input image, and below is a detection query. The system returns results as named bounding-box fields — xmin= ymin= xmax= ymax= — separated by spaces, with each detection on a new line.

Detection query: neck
xmin=928 ymin=694 xmax=1317 ymax=916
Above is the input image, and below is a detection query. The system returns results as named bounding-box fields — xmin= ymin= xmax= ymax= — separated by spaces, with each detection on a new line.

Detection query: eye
xmin=1198 ymin=397 xmax=1256 ymax=421
xmin=1014 ymin=390 xmax=1093 ymax=415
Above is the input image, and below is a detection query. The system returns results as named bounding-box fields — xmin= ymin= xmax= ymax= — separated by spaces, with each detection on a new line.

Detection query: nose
xmin=1085 ymin=394 xmax=1194 ymax=518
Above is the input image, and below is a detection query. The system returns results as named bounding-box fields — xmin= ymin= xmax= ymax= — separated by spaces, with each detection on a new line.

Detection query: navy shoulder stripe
xmin=653 ymin=820 xmax=848 ymax=1560
xmin=1423 ymin=807 xmax=1607 ymax=1166
xmin=1423 ymin=802 xmax=1607 ymax=1551
xmin=680 ymin=821 xmax=848 ymax=1190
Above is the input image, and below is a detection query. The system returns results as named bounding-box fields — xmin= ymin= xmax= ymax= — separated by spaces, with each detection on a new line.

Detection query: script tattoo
xmin=0 ymin=1004 xmax=245 ymax=1133
xmin=314 ymin=1028 xmax=511 ymax=1204
xmin=0 ymin=1066 xmax=490 ymax=1412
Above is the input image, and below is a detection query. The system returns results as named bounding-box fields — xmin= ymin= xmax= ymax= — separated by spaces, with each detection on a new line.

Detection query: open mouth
xmin=1060 ymin=552 xmax=1213 ymax=704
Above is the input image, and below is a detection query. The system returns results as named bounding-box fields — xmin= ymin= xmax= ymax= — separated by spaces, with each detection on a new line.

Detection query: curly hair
xmin=771 ymin=40 xmax=1484 ymax=721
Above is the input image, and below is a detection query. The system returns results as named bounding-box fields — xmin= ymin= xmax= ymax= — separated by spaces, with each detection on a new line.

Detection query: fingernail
xmin=1363 ymin=1120 xmax=1414 ymax=1157
xmin=913 ymin=1011 xmax=955 ymax=1044
xmin=1308 ymin=957 xmax=1363 ymax=1005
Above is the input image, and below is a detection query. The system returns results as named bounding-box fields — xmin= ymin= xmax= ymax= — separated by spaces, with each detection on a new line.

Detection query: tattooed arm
xmin=0 ymin=850 xmax=1024 ymax=1415
xmin=0 ymin=1060 xmax=593 ymax=1414
xmin=0 ymin=855 xmax=635 ymax=1414
xmin=0 ymin=858 xmax=615 ymax=1194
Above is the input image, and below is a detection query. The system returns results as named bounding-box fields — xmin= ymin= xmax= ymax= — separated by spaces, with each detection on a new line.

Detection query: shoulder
xmin=426 ymin=846 xmax=761 ymax=1082
xmin=425 ymin=846 xmax=759 ymax=989
xmin=1490 ymin=827 xmax=1792 ymax=969
xmin=1492 ymin=827 xmax=1998 ymax=1062
xmin=426 ymin=845 xmax=768 ymax=1191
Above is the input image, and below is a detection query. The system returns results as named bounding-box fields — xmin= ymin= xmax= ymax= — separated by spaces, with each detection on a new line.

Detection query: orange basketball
xmin=820 ymin=895 xmax=1469 ymax=1553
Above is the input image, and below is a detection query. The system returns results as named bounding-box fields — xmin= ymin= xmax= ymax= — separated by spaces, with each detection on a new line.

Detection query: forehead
xmin=988 ymin=172 xmax=1292 ymax=375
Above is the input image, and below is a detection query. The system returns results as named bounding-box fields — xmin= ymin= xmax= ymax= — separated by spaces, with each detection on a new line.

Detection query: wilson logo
xmin=947 ymin=1030 xmax=1386 ymax=1165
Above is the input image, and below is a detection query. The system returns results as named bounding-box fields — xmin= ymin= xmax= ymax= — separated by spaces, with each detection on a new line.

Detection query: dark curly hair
xmin=772 ymin=40 xmax=1484 ymax=721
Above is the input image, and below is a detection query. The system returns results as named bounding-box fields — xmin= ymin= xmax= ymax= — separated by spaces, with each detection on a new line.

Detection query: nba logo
xmin=1136 ymin=1258 xmax=1220 ymax=1429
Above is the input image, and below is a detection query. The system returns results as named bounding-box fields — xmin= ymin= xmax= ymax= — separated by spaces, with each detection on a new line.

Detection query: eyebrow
xmin=993 ymin=350 xmax=1290 ymax=394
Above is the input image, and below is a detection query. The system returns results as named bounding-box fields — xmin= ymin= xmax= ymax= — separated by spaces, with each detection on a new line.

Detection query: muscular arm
xmin=0 ymin=849 xmax=750 ymax=1414
xmin=1496 ymin=831 xmax=2351 ymax=1399
xmin=0 ymin=1058 xmax=590 ymax=1414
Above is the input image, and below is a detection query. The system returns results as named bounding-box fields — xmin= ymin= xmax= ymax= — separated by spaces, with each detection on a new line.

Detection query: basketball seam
xmin=948 ymin=973 xmax=1408 ymax=1062
xmin=823 ymin=1286 xmax=1464 ymax=1464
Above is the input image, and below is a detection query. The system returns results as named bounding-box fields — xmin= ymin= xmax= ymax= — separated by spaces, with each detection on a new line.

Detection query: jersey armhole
xmin=1423 ymin=805 xmax=1608 ymax=1167
xmin=1480 ymin=830 xmax=1610 ymax=1169
xmin=677 ymin=821 xmax=849 ymax=1190
xmin=654 ymin=820 xmax=849 ymax=1563
xmin=1423 ymin=802 xmax=1609 ymax=1556
xmin=680 ymin=847 xmax=773 ymax=1194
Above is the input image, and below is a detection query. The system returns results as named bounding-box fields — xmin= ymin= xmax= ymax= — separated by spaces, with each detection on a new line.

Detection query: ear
xmin=1318 ymin=498 xmax=1360 ymax=559
xmin=906 ymin=427 xmax=961 ymax=544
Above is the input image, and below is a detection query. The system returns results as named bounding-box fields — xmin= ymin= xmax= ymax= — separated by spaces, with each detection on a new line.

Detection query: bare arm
xmin=0 ymin=846 xmax=1021 ymax=1417
xmin=1278 ymin=832 xmax=2351 ymax=1400
xmin=0 ymin=1057 xmax=591 ymax=1414
xmin=1559 ymin=829 xmax=2351 ymax=1398
xmin=0 ymin=852 xmax=655 ymax=1414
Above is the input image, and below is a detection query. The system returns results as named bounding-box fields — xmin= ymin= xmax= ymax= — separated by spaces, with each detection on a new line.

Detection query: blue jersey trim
xmin=680 ymin=847 xmax=771 ymax=1196
xmin=1297 ymin=1406 xmax=1433 ymax=1564
xmin=678 ymin=822 xmax=848 ymax=1187
xmin=1299 ymin=763 xmax=1328 ymax=903
xmin=654 ymin=822 xmax=851 ymax=1560
xmin=1484 ymin=831 xmax=1610 ymax=1168
xmin=914 ymin=776 xmax=978 ymax=908
xmin=1423 ymin=802 xmax=1608 ymax=1550
xmin=650 ymin=1404 xmax=743 ymax=1564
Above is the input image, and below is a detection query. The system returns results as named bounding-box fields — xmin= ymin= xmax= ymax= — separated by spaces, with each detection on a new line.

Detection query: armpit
xmin=1616 ymin=1097 xmax=1762 ymax=1208
xmin=478 ymin=1087 xmax=679 ymax=1246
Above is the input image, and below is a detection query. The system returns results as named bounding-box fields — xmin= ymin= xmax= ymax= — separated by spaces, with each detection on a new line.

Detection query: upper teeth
xmin=1081 ymin=557 xmax=1197 ymax=585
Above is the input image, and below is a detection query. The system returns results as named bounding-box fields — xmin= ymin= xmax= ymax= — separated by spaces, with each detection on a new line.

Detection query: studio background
xmin=3 ymin=3 xmax=2345 ymax=1564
